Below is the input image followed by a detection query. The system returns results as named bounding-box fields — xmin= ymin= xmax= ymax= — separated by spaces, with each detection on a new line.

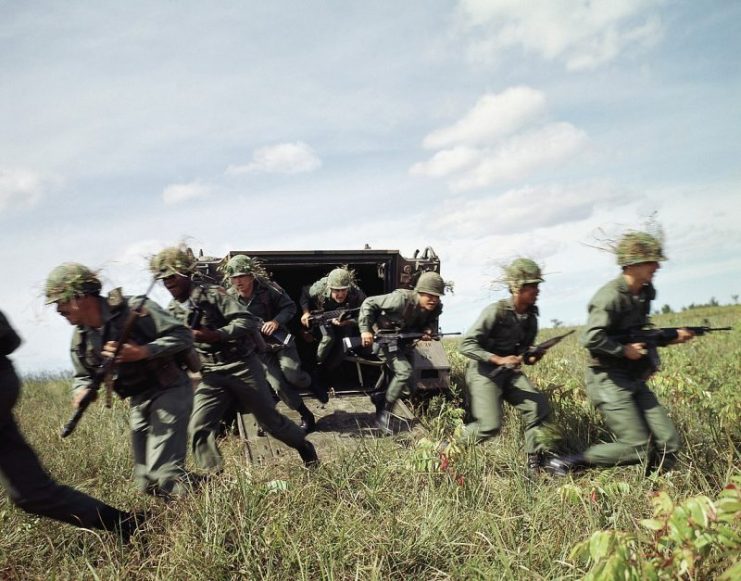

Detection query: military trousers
xmin=462 ymin=361 xmax=553 ymax=454
xmin=583 ymin=367 xmax=681 ymax=467
xmin=381 ymin=345 xmax=415 ymax=405
xmin=190 ymin=353 xmax=307 ymax=471
xmin=129 ymin=379 xmax=193 ymax=497
xmin=261 ymin=342 xmax=310 ymax=411
xmin=0 ymin=361 xmax=127 ymax=529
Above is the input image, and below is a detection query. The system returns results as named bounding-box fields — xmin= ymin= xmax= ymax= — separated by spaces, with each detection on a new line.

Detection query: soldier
xmin=223 ymin=254 xmax=317 ymax=433
xmin=458 ymin=258 xmax=555 ymax=475
xmin=300 ymin=267 xmax=366 ymax=397
xmin=45 ymin=263 xmax=194 ymax=498
xmin=547 ymin=231 xmax=694 ymax=476
xmin=0 ymin=309 xmax=139 ymax=537
xmin=150 ymin=247 xmax=318 ymax=471
xmin=358 ymin=271 xmax=444 ymax=434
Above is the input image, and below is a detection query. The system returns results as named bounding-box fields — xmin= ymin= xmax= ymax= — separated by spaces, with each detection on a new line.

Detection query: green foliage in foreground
xmin=1 ymin=306 xmax=739 ymax=579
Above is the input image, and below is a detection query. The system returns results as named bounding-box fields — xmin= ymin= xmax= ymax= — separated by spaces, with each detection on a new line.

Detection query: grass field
xmin=1 ymin=306 xmax=739 ymax=579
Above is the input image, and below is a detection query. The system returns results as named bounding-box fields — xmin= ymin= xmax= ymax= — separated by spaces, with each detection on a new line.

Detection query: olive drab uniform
xmin=458 ymin=298 xmax=553 ymax=454
xmin=301 ymin=278 xmax=366 ymax=370
xmin=70 ymin=292 xmax=194 ymax=497
xmin=358 ymin=289 xmax=440 ymax=405
xmin=0 ymin=310 xmax=133 ymax=531
xmin=581 ymin=276 xmax=680 ymax=467
xmin=168 ymin=284 xmax=311 ymax=471
xmin=227 ymin=281 xmax=311 ymax=412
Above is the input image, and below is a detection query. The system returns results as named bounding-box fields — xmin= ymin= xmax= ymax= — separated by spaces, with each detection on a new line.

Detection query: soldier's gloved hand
xmin=103 ymin=340 xmax=151 ymax=363
xmin=301 ymin=312 xmax=312 ymax=328
xmin=73 ymin=388 xmax=97 ymax=409
xmin=624 ymin=342 xmax=646 ymax=360
xmin=361 ymin=331 xmax=374 ymax=347
xmin=261 ymin=320 xmax=279 ymax=336
xmin=193 ymin=328 xmax=223 ymax=344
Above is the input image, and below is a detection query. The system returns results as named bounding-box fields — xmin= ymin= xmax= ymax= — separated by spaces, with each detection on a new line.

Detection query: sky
xmin=2 ymin=0 xmax=740 ymax=373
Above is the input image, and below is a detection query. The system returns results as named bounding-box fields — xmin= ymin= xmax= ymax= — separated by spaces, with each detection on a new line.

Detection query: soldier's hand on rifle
xmin=102 ymin=340 xmax=151 ymax=362
xmin=300 ymin=312 xmax=312 ymax=328
xmin=671 ymin=328 xmax=695 ymax=344
xmin=419 ymin=330 xmax=433 ymax=341
xmin=193 ymin=328 xmax=223 ymax=344
xmin=361 ymin=331 xmax=374 ymax=347
xmin=492 ymin=354 xmax=522 ymax=367
xmin=73 ymin=388 xmax=96 ymax=409
xmin=624 ymin=342 xmax=647 ymax=360
xmin=261 ymin=320 xmax=279 ymax=336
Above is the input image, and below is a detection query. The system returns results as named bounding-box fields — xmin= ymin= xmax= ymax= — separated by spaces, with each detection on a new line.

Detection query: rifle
xmin=61 ymin=278 xmax=157 ymax=438
xmin=344 ymin=330 xmax=461 ymax=354
xmin=608 ymin=325 xmax=732 ymax=379
xmin=307 ymin=307 xmax=360 ymax=329
xmin=254 ymin=317 xmax=293 ymax=349
xmin=488 ymin=330 xmax=575 ymax=379
xmin=523 ymin=330 xmax=575 ymax=365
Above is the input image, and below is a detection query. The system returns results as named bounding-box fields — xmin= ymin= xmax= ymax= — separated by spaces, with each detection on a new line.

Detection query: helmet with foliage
xmin=414 ymin=271 xmax=446 ymax=296
xmin=327 ymin=267 xmax=353 ymax=290
xmin=616 ymin=231 xmax=666 ymax=267
xmin=149 ymin=246 xmax=197 ymax=279
xmin=505 ymin=258 xmax=544 ymax=292
xmin=45 ymin=263 xmax=102 ymax=304
xmin=221 ymin=254 xmax=268 ymax=281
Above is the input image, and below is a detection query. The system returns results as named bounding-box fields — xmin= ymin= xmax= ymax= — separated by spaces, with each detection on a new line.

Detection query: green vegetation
xmin=2 ymin=306 xmax=739 ymax=579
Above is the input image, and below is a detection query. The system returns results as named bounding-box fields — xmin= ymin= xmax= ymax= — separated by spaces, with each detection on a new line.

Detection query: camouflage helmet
xmin=221 ymin=254 xmax=269 ymax=281
xmin=45 ymin=263 xmax=102 ymax=304
xmin=149 ymin=246 xmax=196 ymax=279
xmin=616 ymin=231 xmax=667 ymax=267
xmin=327 ymin=268 xmax=352 ymax=290
xmin=414 ymin=271 xmax=445 ymax=296
xmin=505 ymin=258 xmax=544 ymax=291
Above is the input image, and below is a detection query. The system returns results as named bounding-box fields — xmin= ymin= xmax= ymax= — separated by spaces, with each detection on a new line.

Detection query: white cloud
xmin=427 ymin=182 xmax=632 ymax=237
xmin=0 ymin=167 xmax=46 ymax=211
xmin=162 ymin=181 xmax=212 ymax=205
xmin=409 ymin=145 xmax=482 ymax=178
xmin=225 ymin=142 xmax=322 ymax=175
xmin=422 ymin=87 xmax=546 ymax=149
xmin=458 ymin=0 xmax=664 ymax=71
xmin=451 ymin=122 xmax=588 ymax=190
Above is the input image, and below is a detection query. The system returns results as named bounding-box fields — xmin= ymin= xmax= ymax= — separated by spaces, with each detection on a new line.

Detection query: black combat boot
xmin=370 ymin=391 xmax=386 ymax=415
xmin=544 ymin=454 xmax=587 ymax=477
xmin=298 ymin=404 xmax=316 ymax=434
xmin=297 ymin=440 xmax=320 ymax=468
xmin=375 ymin=400 xmax=395 ymax=436
xmin=527 ymin=452 xmax=544 ymax=477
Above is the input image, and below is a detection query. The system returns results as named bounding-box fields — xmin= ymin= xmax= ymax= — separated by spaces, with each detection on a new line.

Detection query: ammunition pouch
xmin=113 ymin=356 xmax=183 ymax=398
xmin=177 ymin=347 xmax=202 ymax=372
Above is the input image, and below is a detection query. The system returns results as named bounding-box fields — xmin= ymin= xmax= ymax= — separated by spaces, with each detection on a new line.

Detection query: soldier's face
xmin=330 ymin=288 xmax=349 ymax=303
xmin=516 ymin=283 xmax=540 ymax=307
xmin=632 ymin=261 xmax=660 ymax=285
xmin=162 ymin=274 xmax=191 ymax=302
xmin=231 ymin=274 xmax=255 ymax=297
xmin=417 ymin=292 xmax=440 ymax=311
xmin=56 ymin=299 xmax=82 ymax=325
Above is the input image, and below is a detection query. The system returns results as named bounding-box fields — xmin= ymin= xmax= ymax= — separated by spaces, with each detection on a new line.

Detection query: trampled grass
xmin=1 ymin=306 xmax=739 ymax=579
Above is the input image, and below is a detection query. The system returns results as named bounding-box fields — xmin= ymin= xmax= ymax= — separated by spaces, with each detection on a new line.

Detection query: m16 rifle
xmin=61 ymin=278 xmax=157 ymax=438
xmin=307 ymin=307 xmax=360 ymax=329
xmin=608 ymin=325 xmax=732 ymax=379
xmin=489 ymin=329 xmax=575 ymax=379
xmin=344 ymin=330 xmax=461 ymax=354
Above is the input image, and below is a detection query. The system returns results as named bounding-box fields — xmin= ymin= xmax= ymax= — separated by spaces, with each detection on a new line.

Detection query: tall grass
xmin=1 ymin=307 xmax=739 ymax=579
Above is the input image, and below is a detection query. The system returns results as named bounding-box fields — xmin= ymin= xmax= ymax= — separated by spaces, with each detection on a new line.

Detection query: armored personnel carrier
xmin=195 ymin=246 xmax=453 ymax=396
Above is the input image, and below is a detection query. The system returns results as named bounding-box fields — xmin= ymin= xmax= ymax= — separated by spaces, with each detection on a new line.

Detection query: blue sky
xmin=2 ymin=1 xmax=739 ymax=372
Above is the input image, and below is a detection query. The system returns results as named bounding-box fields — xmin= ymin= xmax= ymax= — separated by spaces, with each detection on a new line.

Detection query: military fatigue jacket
xmin=71 ymin=293 xmax=193 ymax=398
xmin=459 ymin=298 xmax=538 ymax=363
xmin=582 ymin=276 xmax=654 ymax=369
xmin=358 ymin=289 xmax=440 ymax=335
xmin=0 ymin=310 xmax=22 ymax=369
xmin=167 ymin=284 xmax=261 ymax=366
xmin=226 ymin=280 xmax=296 ymax=327
xmin=300 ymin=277 xmax=366 ymax=313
